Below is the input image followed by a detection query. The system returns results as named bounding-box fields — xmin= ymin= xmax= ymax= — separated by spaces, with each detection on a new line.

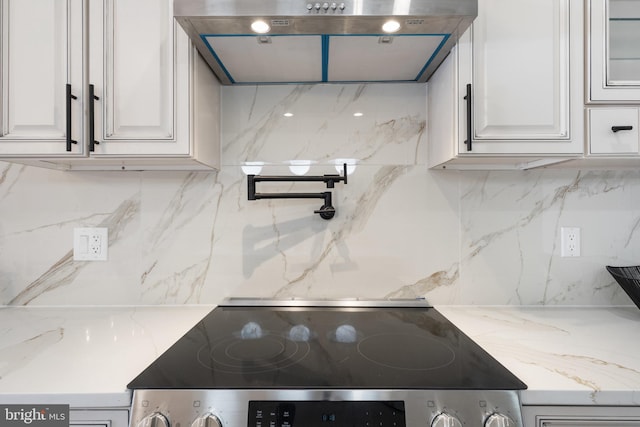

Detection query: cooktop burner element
xmin=128 ymin=300 xmax=527 ymax=427
xmin=198 ymin=332 xmax=311 ymax=374
xmin=357 ymin=333 xmax=455 ymax=371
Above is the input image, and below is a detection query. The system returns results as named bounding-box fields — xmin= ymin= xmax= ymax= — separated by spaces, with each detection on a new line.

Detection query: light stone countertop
xmin=436 ymin=305 xmax=640 ymax=406
xmin=1 ymin=305 xmax=639 ymax=408
xmin=0 ymin=305 xmax=215 ymax=407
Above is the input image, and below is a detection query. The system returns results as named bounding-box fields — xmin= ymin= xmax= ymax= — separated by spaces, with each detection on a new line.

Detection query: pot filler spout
xmin=173 ymin=0 xmax=477 ymax=85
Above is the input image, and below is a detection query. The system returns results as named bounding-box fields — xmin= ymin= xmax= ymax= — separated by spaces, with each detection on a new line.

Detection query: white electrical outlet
xmin=560 ymin=227 xmax=581 ymax=257
xmin=74 ymin=227 xmax=108 ymax=261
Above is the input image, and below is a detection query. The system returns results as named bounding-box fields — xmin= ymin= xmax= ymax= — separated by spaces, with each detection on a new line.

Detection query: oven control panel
xmin=130 ymin=389 xmax=524 ymax=427
xmin=248 ymin=401 xmax=406 ymax=427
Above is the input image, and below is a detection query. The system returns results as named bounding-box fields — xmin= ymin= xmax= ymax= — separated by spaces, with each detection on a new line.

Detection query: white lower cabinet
xmin=523 ymin=406 xmax=640 ymax=427
xmin=427 ymin=0 xmax=584 ymax=170
xmin=71 ymin=409 xmax=128 ymax=427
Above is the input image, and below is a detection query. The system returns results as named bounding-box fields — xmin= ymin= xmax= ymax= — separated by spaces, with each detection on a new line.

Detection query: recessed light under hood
xmin=174 ymin=0 xmax=477 ymax=85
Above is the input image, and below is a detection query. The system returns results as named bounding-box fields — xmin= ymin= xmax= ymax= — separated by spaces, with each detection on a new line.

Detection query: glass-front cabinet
xmin=587 ymin=0 xmax=640 ymax=158
xmin=589 ymin=0 xmax=640 ymax=102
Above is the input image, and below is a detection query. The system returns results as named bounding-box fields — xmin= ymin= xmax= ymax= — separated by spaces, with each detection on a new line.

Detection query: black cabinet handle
xmin=463 ymin=83 xmax=472 ymax=151
xmin=66 ymin=84 xmax=78 ymax=151
xmin=89 ymin=84 xmax=100 ymax=152
xmin=611 ymin=125 xmax=633 ymax=133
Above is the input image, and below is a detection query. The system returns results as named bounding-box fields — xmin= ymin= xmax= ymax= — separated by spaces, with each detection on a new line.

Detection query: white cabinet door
xmin=523 ymin=405 xmax=640 ymax=427
xmin=428 ymin=0 xmax=584 ymax=169
xmin=589 ymin=0 xmax=640 ymax=102
xmin=70 ymin=409 xmax=129 ymax=427
xmin=0 ymin=0 xmax=219 ymax=169
xmin=0 ymin=0 xmax=86 ymax=157
xmin=89 ymin=0 xmax=191 ymax=156
xmin=458 ymin=0 xmax=583 ymax=154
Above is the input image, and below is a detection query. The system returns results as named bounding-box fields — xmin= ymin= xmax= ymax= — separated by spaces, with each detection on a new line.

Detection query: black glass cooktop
xmin=128 ymin=304 xmax=526 ymax=390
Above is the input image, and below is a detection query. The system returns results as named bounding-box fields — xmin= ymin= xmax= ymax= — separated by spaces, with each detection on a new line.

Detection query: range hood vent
xmin=174 ymin=0 xmax=477 ymax=85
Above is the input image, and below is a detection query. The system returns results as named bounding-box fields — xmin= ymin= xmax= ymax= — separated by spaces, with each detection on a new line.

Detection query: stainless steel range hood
xmin=174 ymin=0 xmax=477 ymax=85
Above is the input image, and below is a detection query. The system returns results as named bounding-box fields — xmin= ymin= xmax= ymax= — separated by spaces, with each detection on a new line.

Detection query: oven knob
xmin=192 ymin=413 xmax=222 ymax=427
xmin=484 ymin=413 xmax=516 ymax=427
xmin=431 ymin=413 xmax=462 ymax=427
xmin=138 ymin=413 xmax=170 ymax=427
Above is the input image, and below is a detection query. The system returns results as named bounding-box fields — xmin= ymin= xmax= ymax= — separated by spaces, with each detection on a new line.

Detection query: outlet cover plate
xmin=74 ymin=227 xmax=108 ymax=261
xmin=560 ymin=226 xmax=581 ymax=257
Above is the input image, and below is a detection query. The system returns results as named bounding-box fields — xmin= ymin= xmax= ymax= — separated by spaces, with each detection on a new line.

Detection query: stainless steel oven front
xmin=131 ymin=389 xmax=523 ymax=427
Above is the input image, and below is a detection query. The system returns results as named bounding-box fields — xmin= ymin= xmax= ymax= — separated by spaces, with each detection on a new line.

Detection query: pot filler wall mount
xmin=247 ymin=163 xmax=348 ymax=220
xmin=173 ymin=0 xmax=477 ymax=84
xmin=128 ymin=299 xmax=527 ymax=427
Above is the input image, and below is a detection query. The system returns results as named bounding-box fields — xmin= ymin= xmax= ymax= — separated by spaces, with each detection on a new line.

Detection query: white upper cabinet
xmin=0 ymin=0 xmax=220 ymax=170
xmin=428 ymin=0 xmax=584 ymax=170
xmin=588 ymin=0 xmax=640 ymax=102
xmin=0 ymin=0 xmax=85 ymax=157
xmin=588 ymin=107 xmax=640 ymax=154
xmin=583 ymin=0 xmax=640 ymax=161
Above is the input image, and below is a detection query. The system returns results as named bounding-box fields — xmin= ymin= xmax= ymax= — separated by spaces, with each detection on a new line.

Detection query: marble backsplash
xmin=0 ymin=83 xmax=639 ymax=306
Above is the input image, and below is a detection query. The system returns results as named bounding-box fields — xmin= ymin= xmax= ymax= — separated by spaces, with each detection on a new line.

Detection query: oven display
xmin=248 ymin=401 xmax=406 ymax=427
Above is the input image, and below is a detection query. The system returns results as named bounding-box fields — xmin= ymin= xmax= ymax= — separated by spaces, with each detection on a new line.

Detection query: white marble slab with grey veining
xmin=1 ymin=83 xmax=640 ymax=307
xmin=0 ymin=305 xmax=213 ymax=405
xmin=437 ymin=305 xmax=640 ymax=406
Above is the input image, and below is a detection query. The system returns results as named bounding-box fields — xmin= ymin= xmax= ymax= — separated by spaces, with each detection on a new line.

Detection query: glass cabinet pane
xmin=608 ymin=0 xmax=640 ymax=82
